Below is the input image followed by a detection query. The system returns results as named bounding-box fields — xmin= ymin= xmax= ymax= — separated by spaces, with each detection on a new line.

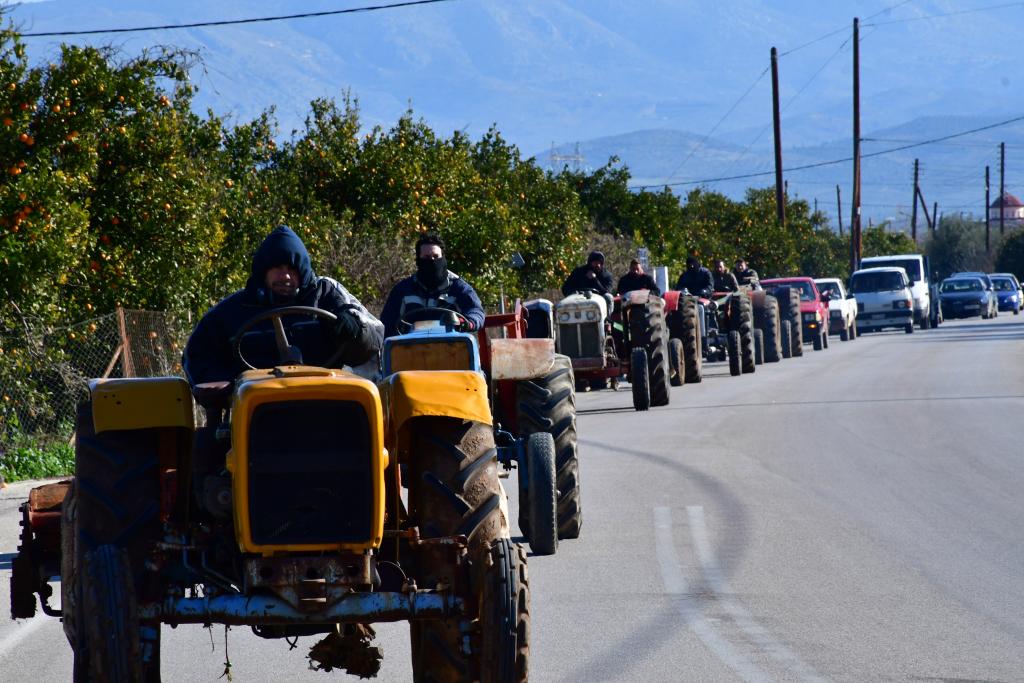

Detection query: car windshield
xmin=766 ymin=281 xmax=815 ymax=300
xmin=851 ymin=271 xmax=904 ymax=293
xmin=991 ymin=277 xmax=1015 ymax=291
xmin=817 ymin=282 xmax=841 ymax=298
xmin=940 ymin=279 xmax=983 ymax=293
xmin=864 ymin=258 xmax=921 ymax=283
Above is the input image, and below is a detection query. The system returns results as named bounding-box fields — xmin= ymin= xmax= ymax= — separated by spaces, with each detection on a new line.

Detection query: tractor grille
xmin=248 ymin=400 xmax=372 ymax=546
xmin=559 ymin=323 xmax=601 ymax=358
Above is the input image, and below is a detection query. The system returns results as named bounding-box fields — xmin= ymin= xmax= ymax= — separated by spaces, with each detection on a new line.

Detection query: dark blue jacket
xmin=183 ymin=226 xmax=384 ymax=386
xmin=380 ymin=272 xmax=485 ymax=338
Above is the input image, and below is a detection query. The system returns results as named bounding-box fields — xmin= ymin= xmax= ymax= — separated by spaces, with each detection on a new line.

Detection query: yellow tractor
xmin=11 ymin=305 xmax=529 ymax=681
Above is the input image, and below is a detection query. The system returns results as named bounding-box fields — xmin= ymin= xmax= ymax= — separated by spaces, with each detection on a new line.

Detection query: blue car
xmin=991 ymin=275 xmax=1022 ymax=314
xmin=939 ymin=277 xmax=997 ymax=319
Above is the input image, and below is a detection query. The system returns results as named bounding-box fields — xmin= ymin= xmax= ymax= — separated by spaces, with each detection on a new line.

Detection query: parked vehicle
xmin=761 ymin=277 xmax=830 ymax=350
xmin=939 ymin=276 xmax=996 ymax=319
xmin=850 ymin=267 xmax=915 ymax=333
xmin=814 ymin=277 xmax=858 ymax=341
xmin=861 ymin=254 xmax=935 ymax=329
xmin=989 ymin=275 xmax=1021 ymax=315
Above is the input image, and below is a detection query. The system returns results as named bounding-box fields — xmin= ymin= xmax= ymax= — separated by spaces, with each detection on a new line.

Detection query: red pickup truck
xmin=760 ymin=277 xmax=830 ymax=351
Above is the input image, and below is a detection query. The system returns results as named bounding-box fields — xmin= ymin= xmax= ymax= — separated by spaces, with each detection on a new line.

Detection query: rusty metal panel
xmin=488 ymin=338 xmax=554 ymax=380
xmin=27 ymin=481 xmax=70 ymax=513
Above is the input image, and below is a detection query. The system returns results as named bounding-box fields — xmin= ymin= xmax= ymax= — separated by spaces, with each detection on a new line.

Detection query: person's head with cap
xmin=588 ymin=250 xmax=605 ymax=273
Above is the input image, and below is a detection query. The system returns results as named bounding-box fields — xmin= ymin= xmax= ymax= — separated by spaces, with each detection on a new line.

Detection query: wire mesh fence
xmin=0 ymin=308 xmax=191 ymax=448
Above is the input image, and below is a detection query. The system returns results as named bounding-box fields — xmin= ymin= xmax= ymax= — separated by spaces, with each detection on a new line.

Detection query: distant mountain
xmin=8 ymin=1 xmax=1024 ymax=226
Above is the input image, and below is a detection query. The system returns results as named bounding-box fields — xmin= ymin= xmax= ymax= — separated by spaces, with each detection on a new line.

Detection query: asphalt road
xmin=2 ymin=315 xmax=1024 ymax=681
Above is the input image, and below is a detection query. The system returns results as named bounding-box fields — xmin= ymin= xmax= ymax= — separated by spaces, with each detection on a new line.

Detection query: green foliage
xmin=0 ymin=425 xmax=74 ymax=481
xmin=995 ymin=228 xmax=1024 ymax=281
xmin=862 ymin=223 xmax=918 ymax=259
xmin=924 ymin=215 xmax=991 ymax=279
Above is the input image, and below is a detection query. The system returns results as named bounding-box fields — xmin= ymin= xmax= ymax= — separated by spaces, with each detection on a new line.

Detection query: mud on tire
xmin=515 ymin=354 xmax=582 ymax=540
xmin=408 ymin=418 xmax=508 ymax=682
xmin=82 ymin=545 xmax=143 ymax=683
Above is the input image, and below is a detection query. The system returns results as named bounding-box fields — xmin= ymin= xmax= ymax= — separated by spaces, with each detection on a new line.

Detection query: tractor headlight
xmin=585 ymin=310 xmax=597 ymax=321
xmin=558 ymin=311 xmax=571 ymax=322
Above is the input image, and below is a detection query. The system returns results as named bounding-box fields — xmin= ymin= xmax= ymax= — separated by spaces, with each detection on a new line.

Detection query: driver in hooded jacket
xmin=183 ymin=225 xmax=384 ymax=386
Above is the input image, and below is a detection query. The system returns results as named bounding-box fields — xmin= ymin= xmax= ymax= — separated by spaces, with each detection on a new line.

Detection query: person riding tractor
xmin=733 ymin=258 xmax=760 ymax=288
xmin=183 ymin=225 xmax=383 ymax=385
xmin=563 ymin=250 xmax=615 ymax=313
xmin=712 ymin=259 xmax=740 ymax=293
xmin=617 ymin=258 xmax=661 ymax=296
xmin=675 ymin=256 xmax=714 ymax=298
xmin=380 ymin=233 xmax=485 ymax=338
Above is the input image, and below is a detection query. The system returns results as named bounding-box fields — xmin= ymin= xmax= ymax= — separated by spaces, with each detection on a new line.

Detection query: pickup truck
xmin=761 ymin=277 xmax=830 ymax=351
xmin=814 ymin=277 xmax=857 ymax=341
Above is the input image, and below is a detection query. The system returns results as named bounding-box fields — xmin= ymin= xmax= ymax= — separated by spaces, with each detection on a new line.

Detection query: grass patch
xmin=1 ymin=433 xmax=74 ymax=483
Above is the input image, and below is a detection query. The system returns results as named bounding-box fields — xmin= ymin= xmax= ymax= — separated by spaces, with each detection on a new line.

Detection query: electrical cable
xmin=864 ymin=1 xmax=1024 ymax=27
xmin=16 ymin=0 xmax=462 ymax=37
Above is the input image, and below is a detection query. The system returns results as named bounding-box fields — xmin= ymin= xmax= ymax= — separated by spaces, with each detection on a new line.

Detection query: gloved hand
xmin=334 ymin=309 xmax=363 ymax=341
xmin=461 ymin=318 xmax=478 ymax=332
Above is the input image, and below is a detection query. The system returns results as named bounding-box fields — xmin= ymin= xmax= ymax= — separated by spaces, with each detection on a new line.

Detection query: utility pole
xmin=911 ymin=158 xmax=919 ymax=242
xmin=836 ymin=184 xmax=844 ymax=235
xmin=985 ymin=165 xmax=991 ymax=253
xmin=999 ymin=141 xmax=1006 ymax=236
xmin=850 ymin=17 xmax=862 ymax=273
xmin=933 ymin=202 xmax=938 ymax=234
xmin=771 ymin=46 xmax=786 ymax=228
xmin=814 ymin=197 xmax=818 ymax=214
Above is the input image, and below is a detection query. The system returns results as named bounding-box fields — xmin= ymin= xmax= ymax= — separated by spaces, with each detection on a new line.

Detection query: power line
xmin=864 ymin=1 xmax=1024 ymax=27
xmin=632 ymin=113 xmax=1024 ymax=189
xmin=16 ymin=0 xmax=462 ymax=37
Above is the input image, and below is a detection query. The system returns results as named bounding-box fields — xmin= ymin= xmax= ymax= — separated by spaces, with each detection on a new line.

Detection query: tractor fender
xmin=88 ymin=376 xmax=194 ymax=433
xmin=662 ymin=290 xmax=681 ymax=313
xmin=488 ymin=338 xmax=555 ymax=380
xmin=382 ymin=370 xmax=492 ymax=440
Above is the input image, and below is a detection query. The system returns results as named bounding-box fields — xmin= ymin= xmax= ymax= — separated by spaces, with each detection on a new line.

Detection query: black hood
xmin=246 ymin=225 xmax=315 ymax=302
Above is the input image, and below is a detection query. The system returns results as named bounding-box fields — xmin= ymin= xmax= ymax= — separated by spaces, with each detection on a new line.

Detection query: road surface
xmin=2 ymin=315 xmax=1023 ymax=681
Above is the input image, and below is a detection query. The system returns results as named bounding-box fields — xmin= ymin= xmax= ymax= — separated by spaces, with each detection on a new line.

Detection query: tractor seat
xmin=191 ymin=381 xmax=233 ymax=414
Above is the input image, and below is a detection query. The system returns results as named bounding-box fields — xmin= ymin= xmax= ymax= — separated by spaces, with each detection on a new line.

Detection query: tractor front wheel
xmin=519 ymin=433 xmax=558 ymax=556
xmin=680 ymin=296 xmax=703 ymax=383
xmin=477 ymin=538 xmax=530 ymax=683
xmin=668 ymin=338 xmax=684 ymax=387
xmin=631 ymin=348 xmax=650 ymax=411
xmin=780 ymin=320 xmax=793 ymax=359
xmin=727 ymin=330 xmax=741 ymax=376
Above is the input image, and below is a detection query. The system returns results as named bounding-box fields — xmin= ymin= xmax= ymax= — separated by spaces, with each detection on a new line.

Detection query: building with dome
xmin=988 ymin=192 xmax=1024 ymax=225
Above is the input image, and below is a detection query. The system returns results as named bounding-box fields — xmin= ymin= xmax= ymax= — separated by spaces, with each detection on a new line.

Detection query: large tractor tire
xmin=668 ymin=338 xmax=684 ymax=387
xmin=408 ymin=418 xmax=510 ymax=682
xmin=727 ymin=330 xmax=741 ymax=376
xmin=515 ymin=355 xmax=582 ymax=540
xmin=630 ymin=348 xmax=650 ymax=411
xmin=776 ymin=287 xmax=803 ymax=356
xmin=753 ymin=328 xmax=764 ymax=365
xmin=69 ymin=402 xmax=165 ymax=682
xmin=679 ymin=295 xmax=702 ymax=383
xmin=517 ymin=433 xmax=558 ymax=556
xmin=752 ymin=293 xmax=782 ymax=363
xmin=630 ymin=297 xmax=671 ymax=407
xmin=82 ymin=544 xmax=145 ymax=683
xmin=813 ymin=329 xmax=824 ymax=351
xmin=780 ymin=320 xmax=793 ymax=359
xmin=727 ymin=295 xmax=755 ymax=374
xmin=477 ymin=538 xmax=530 ymax=683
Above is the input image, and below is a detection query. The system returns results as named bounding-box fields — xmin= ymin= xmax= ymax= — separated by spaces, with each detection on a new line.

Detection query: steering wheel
xmin=232 ymin=305 xmax=350 ymax=371
xmin=398 ymin=306 xmax=470 ymax=334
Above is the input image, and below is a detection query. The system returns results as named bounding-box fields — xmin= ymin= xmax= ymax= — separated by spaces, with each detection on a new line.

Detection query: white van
xmin=850 ymin=267 xmax=915 ymax=334
xmin=859 ymin=254 xmax=933 ymax=329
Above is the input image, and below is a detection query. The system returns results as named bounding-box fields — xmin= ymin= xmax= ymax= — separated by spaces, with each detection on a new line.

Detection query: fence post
xmin=116 ymin=306 xmax=136 ymax=377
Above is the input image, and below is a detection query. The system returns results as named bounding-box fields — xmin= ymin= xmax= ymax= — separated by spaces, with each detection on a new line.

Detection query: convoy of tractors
xmin=8 ymin=254 xmax=925 ymax=682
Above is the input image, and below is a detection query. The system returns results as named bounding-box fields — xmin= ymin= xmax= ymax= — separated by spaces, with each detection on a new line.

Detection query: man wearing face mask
xmin=380 ymin=234 xmax=485 ymax=338
xmin=675 ymin=256 xmax=714 ymax=299
xmin=183 ymin=225 xmax=383 ymax=386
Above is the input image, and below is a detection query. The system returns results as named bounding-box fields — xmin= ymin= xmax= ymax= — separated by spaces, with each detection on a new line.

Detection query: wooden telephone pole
xmin=985 ymin=165 xmax=991 ymax=253
xmin=771 ymin=46 xmax=785 ymax=227
xmin=850 ymin=17 xmax=862 ymax=273
xmin=911 ymin=158 xmax=919 ymax=242
xmin=836 ymin=184 xmax=844 ymax=236
xmin=1000 ymin=141 xmax=1006 ymax=236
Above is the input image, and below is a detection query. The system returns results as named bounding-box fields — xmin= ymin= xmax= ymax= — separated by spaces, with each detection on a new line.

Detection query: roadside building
xmin=988 ymin=192 xmax=1024 ymax=225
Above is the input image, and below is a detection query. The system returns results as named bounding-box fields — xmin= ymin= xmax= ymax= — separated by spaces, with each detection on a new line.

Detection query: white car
xmin=850 ymin=267 xmax=915 ymax=334
xmin=814 ymin=277 xmax=857 ymax=341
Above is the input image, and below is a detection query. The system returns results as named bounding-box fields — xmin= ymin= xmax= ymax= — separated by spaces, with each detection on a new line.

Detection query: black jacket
xmin=562 ymin=264 xmax=614 ymax=297
xmin=380 ymin=272 xmax=485 ymax=338
xmin=616 ymin=272 xmax=661 ymax=296
xmin=675 ymin=267 xmax=714 ymax=298
xmin=183 ymin=226 xmax=384 ymax=386
xmin=734 ymin=267 xmax=760 ymax=286
xmin=713 ymin=270 xmax=740 ymax=292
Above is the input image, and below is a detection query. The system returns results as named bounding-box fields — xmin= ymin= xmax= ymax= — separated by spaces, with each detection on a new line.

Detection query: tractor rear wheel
xmin=630 ymin=348 xmax=650 ymax=411
xmin=515 ymin=355 xmax=581 ymax=540
xmin=728 ymin=295 xmax=755 ymax=374
xmin=631 ymin=297 xmax=671 ymax=407
xmin=82 ymin=544 xmax=151 ymax=683
xmin=679 ymin=295 xmax=702 ymax=383
xmin=776 ymin=287 xmax=803 ymax=356
xmin=753 ymin=328 xmax=764 ymax=365
xmin=754 ymin=294 xmax=782 ymax=363
xmin=408 ymin=418 xmax=508 ymax=682
xmin=519 ymin=433 xmax=557 ymax=556
xmin=477 ymin=538 xmax=530 ymax=683
xmin=727 ymin=330 xmax=741 ymax=376
xmin=780 ymin=320 xmax=793 ymax=359
xmin=668 ymin=338 xmax=684 ymax=386
xmin=840 ymin=326 xmax=849 ymax=341
xmin=813 ymin=330 xmax=823 ymax=351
